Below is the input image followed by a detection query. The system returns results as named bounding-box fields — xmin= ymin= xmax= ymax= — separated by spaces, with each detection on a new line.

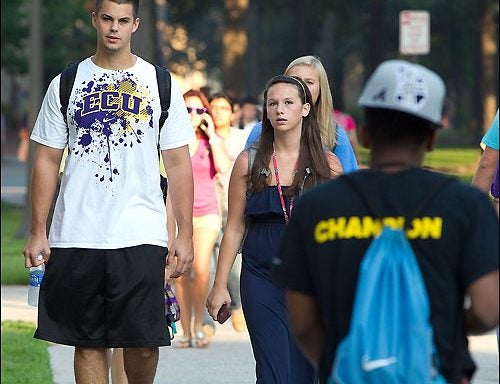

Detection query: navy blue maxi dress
xmin=240 ymin=186 xmax=315 ymax=383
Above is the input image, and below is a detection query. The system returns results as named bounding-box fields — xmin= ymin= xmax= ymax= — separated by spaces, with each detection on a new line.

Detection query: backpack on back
xmin=59 ymin=61 xmax=172 ymax=198
xmin=329 ymin=175 xmax=450 ymax=384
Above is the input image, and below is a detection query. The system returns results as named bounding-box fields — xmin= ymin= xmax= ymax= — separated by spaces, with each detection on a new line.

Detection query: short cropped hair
xmin=364 ymin=107 xmax=437 ymax=148
xmin=95 ymin=0 xmax=139 ymax=18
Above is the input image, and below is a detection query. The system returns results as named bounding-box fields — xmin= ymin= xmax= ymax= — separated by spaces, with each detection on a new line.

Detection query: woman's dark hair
xmin=250 ymin=75 xmax=331 ymax=196
xmin=364 ymin=107 xmax=437 ymax=148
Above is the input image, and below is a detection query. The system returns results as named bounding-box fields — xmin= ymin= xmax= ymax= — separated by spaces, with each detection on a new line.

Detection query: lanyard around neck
xmin=272 ymin=146 xmax=294 ymax=224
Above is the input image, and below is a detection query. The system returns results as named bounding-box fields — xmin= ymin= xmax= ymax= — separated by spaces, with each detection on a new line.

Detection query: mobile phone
xmin=216 ymin=302 xmax=232 ymax=324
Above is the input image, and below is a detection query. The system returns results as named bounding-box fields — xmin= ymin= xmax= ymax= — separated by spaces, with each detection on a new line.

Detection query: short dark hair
xmin=364 ymin=107 xmax=436 ymax=148
xmin=240 ymin=95 xmax=259 ymax=106
xmin=209 ymin=92 xmax=234 ymax=111
xmin=95 ymin=0 xmax=139 ymax=18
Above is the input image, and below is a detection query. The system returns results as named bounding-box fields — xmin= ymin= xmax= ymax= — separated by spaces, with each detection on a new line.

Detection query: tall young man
xmin=22 ymin=1 xmax=194 ymax=383
xmin=273 ymin=60 xmax=499 ymax=383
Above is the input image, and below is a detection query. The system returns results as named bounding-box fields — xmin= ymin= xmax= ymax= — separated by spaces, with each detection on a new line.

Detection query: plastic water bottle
xmin=28 ymin=263 xmax=45 ymax=307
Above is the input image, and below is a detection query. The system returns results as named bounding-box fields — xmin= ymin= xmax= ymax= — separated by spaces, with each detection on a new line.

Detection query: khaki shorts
xmin=193 ymin=213 xmax=221 ymax=230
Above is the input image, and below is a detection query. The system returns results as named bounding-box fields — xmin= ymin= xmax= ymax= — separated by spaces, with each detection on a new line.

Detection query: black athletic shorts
xmin=34 ymin=245 xmax=170 ymax=348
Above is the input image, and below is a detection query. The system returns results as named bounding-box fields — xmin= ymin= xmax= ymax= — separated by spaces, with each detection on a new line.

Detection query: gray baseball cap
xmin=358 ymin=60 xmax=445 ymax=125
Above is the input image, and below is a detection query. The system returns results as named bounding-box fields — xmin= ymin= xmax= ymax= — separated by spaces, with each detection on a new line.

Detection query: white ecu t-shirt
xmin=31 ymin=56 xmax=194 ymax=249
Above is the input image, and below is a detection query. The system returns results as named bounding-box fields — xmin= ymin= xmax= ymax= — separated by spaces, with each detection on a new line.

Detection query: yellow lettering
xmin=420 ymin=217 xmax=443 ymax=239
xmin=383 ymin=216 xmax=405 ymax=230
xmin=345 ymin=217 xmax=363 ymax=239
xmin=362 ymin=216 xmax=382 ymax=238
xmin=314 ymin=220 xmax=330 ymax=243
xmin=407 ymin=217 xmax=443 ymax=239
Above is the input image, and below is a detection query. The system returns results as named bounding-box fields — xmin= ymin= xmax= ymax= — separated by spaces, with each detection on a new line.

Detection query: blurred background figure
xmin=209 ymin=92 xmax=249 ymax=334
xmin=16 ymin=114 xmax=29 ymax=163
xmin=334 ymin=109 xmax=360 ymax=164
xmin=172 ymin=89 xmax=229 ymax=349
xmin=231 ymin=98 xmax=243 ymax=129
xmin=239 ymin=95 xmax=261 ymax=131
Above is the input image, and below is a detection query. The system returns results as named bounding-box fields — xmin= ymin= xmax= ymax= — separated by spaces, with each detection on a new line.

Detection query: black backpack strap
xmin=155 ymin=65 xmax=172 ymax=198
xmin=59 ymin=62 xmax=79 ymax=125
xmin=154 ymin=64 xmax=171 ymax=130
xmin=343 ymin=172 xmax=453 ymax=230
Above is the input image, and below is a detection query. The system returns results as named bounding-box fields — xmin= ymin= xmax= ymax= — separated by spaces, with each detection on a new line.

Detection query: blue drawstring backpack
xmin=329 ymin=176 xmax=450 ymax=384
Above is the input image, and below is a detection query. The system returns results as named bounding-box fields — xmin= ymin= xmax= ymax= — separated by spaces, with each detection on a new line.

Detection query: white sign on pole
xmin=399 ymin=10 xmax=430 ymax=55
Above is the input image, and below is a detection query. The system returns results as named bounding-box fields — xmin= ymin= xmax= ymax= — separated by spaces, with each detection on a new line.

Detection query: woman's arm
xmin=207 ymin=151 xmax=249 ymax=317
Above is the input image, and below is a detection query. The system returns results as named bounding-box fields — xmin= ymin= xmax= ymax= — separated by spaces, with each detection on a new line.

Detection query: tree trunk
xmin=223 ymin=0 xmax=249 ymax=98
xmin=16 ymin=0 xmax=43 ymax=238
xmin=366 ymin=0 xmax=385 ymax=75
xmin=320 ymin=12 xmax=339 ymax=108
xmin=296 ymin=0 xmax=308 ymax=55
xmin=131 ymin=2 xmax=155 ymax=63
xmin=480 ymin=1 xmax=498 ymax=133
xmin=245 ymin=0 xmax=259 ymax=98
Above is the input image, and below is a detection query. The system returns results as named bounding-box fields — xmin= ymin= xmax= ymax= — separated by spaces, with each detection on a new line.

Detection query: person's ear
xmin=132 ymin=17 xmax=140 ymax=33
xmin=91 ymin=12 xmax=97 ymax=28
xmin=425 ymin=129 xmax=438 ymax=151
xmin=302 ymin=103 xmax=311 ymax=117
xmin=359 ymin=123 xmax=371 ymax=149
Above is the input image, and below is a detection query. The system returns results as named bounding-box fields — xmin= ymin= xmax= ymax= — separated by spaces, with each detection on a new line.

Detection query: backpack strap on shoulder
xmin=59 ymin=62 xmax=80 ymax=125
xmin=154 ymin=64 xmax=171 ymax=130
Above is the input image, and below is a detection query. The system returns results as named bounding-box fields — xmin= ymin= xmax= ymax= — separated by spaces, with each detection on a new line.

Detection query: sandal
xmin=173 ymin=336 xmax=192 ymax=349
xmin=192 ymin=330 xmax=210 ymax=348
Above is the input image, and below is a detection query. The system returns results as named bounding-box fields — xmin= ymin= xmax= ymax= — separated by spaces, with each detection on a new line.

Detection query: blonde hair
xmin=285 ymin=56 xmax=336 ymax=149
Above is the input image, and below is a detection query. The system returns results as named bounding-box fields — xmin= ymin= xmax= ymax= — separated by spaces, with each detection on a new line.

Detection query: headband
xmin=284 ymin=76 xmax=307 ymax=103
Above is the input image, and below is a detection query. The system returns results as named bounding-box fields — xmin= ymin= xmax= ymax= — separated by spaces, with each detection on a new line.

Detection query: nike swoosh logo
xmin=361 ymin=355 xmax=397 ymax=372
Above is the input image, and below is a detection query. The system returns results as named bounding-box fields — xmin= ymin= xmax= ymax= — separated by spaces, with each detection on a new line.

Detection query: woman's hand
xmin=206 ymin=283 xmax=232 ymax=321
xmin=199 ymin=113 xmax=216 ymax=139
xmin=326 ymin=151 xmax=343 ymax=178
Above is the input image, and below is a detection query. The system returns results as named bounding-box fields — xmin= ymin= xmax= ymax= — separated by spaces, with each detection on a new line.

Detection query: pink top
xmin=334 ymin=110 xmax=357 ymax=132
xmin=192 ymin=137 xmax=219 ymax=217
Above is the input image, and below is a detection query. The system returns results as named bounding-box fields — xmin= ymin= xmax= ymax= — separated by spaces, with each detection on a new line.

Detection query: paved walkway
xmin=2 ymin=285 xmax=499 ymax=383
xmin=1 ymin=285 xmax=256 ymax=384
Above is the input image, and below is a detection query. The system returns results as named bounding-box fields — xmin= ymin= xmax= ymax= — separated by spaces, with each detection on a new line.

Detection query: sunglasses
xmin=186 ymin=107 xmax=207 ymax=115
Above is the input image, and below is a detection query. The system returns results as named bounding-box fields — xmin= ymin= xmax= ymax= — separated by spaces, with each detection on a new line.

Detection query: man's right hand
xmin=167 ymin=234 xmax=194 ymax=278
xmin=23 ymin=233 xmax=50 ymax=268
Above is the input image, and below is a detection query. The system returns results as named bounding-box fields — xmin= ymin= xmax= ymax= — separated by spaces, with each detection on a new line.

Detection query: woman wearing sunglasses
xmin=170 ymin=89 xmax=231 ymax=348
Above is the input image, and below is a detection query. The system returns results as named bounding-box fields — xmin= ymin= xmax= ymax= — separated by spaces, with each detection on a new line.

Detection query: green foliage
xmin=1 ymin=203 xmax=29 ymax=285
xmin=1 ymin=1 xmax=29 ymax=74
xmin=42 ymin=0 xmax=96 ymax=88
xmin=1 ymin=321 xmax=53 ymax=383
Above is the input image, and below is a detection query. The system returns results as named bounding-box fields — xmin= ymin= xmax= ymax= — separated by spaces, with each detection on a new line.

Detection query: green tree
xmin=1 ymin=1 xmax=29 ymax=75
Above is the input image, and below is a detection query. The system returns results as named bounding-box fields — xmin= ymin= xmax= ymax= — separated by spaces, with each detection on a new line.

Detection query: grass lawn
xmin=1 ymin=202 xmax=29 ymax=285
xmin=1 ymin=321 xmax=53 ymax=383
xmin=358 ymin=147 xmax=479 ymax=184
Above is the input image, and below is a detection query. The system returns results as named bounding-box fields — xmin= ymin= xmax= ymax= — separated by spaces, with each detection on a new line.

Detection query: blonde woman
xmin=245 ymin=55 xmax=358 ymax=173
